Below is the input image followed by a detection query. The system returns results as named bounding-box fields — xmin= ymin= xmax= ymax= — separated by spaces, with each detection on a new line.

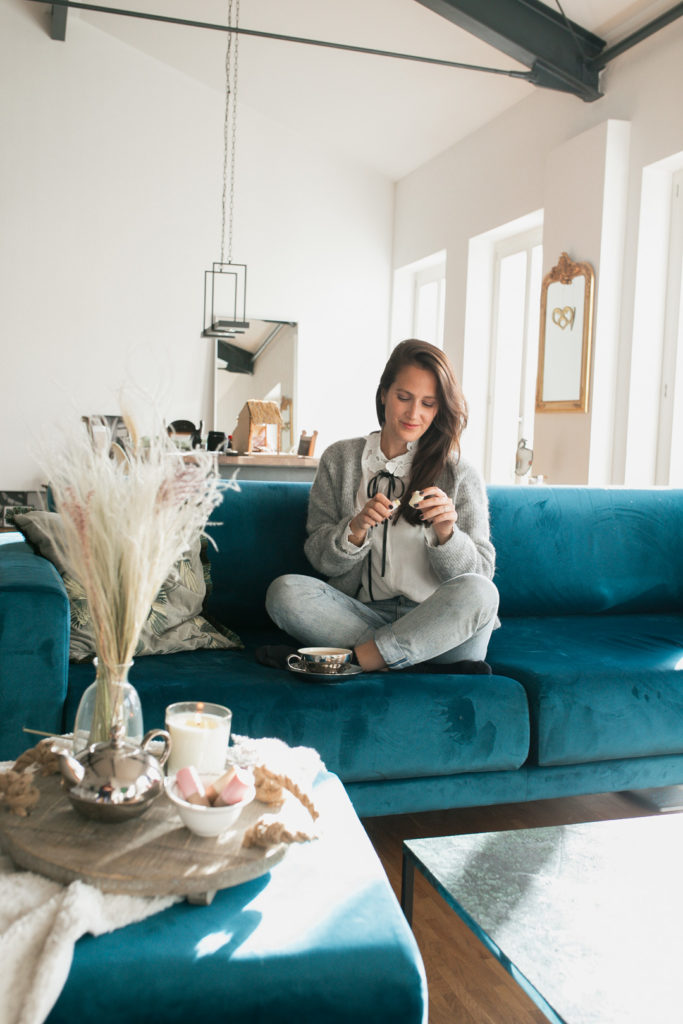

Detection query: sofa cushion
xmin=65 ymin=636 xmax=531 ymax=783
xmin=14 ymin=511 xmax=242 ymax=660
xmin=489 ymin=486 xmax=683 ymax=617
xmin=488 ymin=613 xmax=683 ymax=766
xmin=50 ymin=772 xmax=427 ymax=1024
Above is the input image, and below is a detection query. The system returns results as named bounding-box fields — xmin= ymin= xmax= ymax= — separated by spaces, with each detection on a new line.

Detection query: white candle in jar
xmin=165 ymin=701 xmax=232 ymax=775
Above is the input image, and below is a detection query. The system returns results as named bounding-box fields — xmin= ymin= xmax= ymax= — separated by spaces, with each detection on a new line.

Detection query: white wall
xmin=0 ymin=1 xmax=393 ymax=489
xmin=393 ymin=18 xmax=683 ymax=484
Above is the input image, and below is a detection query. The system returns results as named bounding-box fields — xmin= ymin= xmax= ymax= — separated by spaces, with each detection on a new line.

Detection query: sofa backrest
xmin=489 ymin=485 xmax=683 ymax=616
xmin=205 ymin=480 xmax=315 ymax=628
xmin=205 ymin=480 xmax=683 ymax=626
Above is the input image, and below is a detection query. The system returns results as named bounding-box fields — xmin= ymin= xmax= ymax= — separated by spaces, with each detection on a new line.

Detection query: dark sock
xmin=411 ymin=659 xmax=492 ymax=675
xmin=454 ymin=660 xmax=492 ymax=675
xmin=255 ymin=645 xmax=297 ymax=670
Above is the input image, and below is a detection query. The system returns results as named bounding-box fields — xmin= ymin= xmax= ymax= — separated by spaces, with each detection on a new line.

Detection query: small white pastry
xmin=408 ymin=490 xmax=423 ymax=508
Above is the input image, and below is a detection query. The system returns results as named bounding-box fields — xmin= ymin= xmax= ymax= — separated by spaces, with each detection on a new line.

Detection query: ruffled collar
xmin=362 ymin=431 xmax=416 ymax=477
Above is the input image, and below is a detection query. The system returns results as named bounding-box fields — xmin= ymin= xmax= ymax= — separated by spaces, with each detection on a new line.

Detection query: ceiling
xmin=45 ymin=0 xmax=681 ymax=179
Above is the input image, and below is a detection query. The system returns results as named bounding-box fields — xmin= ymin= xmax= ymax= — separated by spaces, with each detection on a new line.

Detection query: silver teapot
xmin=53 ymin=728 xmax=171 ymax=823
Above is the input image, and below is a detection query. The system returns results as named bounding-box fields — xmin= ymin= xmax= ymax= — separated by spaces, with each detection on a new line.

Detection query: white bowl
xmin=166 ymin=772 xmax=255 ymax=837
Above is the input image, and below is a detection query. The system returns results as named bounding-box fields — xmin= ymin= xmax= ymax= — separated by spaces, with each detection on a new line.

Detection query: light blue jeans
xmin=265 ymin=573 xmax=499 ymax=670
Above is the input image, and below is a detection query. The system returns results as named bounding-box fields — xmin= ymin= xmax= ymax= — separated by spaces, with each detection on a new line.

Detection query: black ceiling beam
xmin=589 ymin=1 xmax=683 ymax=70
xmin=415 ymin=0 xmax=605 ymax=101
xmin=50 ymin=2 xmax=67 ymax=38
xmin=30 ymin=0 xmax=531 ymax=80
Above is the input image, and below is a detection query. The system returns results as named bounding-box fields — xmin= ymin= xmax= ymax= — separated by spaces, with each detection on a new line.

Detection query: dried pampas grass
xmin=39 ymin=399 xmax=227 ymax=740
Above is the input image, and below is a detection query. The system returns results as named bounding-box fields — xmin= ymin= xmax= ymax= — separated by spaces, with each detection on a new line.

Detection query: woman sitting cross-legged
xmin=259 ymin=339 xmax=499 ymax=675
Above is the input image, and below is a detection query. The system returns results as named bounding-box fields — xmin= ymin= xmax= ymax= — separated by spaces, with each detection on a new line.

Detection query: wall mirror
xmin=536 ymin=252 xmax=594 ymax=412
xmin=214 ymin=319 xmax=297 ymax=452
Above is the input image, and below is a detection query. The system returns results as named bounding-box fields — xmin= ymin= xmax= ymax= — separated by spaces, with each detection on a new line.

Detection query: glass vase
xmin=73 ymin=658 xmax=144 ymax=752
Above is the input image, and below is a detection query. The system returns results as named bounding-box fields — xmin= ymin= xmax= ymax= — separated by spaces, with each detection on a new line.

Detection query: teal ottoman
xmin=47 ymin=771 xmax=427 ymax=1023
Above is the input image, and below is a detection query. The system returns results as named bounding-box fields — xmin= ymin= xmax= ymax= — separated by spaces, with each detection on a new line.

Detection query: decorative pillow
xmin=14 ymin=511 xmax=242 ymax=661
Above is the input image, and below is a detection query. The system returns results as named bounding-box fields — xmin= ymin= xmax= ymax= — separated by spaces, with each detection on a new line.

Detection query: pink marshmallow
xmin=214 ymin=767 xmax=251 ymax=806
xmin=205 ymin=767 xmax=237 ymax=804
xmin=175 ymin=765 xmax=210 ymax=806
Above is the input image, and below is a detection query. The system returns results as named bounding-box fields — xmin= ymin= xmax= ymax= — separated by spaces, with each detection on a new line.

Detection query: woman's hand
xmin=348 ymin=494 xmax=398 ymax=547
xmin=412 ymin=487 xmax=458 ymax=545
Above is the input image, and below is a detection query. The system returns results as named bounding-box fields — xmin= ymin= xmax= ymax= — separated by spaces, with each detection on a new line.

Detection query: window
xmin=413 ymin=263 xmax=446 ymax=347
xmin=463 ymin=213 xmax=543 ymax=484
xmin=486 ymin=233 xmax=543 ymax=483
xmin=391 ymin=251 xmax=446 ymax=350
xmin=657 ymin=168 xmax=683 ymax=485
xmin=625 ymin=152 xmax=683 ymax=486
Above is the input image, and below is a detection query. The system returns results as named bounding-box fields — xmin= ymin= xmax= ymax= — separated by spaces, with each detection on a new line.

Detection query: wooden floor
xmin=362 ymin=786 xmax=683 ymax=1024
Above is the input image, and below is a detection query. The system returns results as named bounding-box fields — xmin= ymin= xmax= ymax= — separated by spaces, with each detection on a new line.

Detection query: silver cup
xmin=287 ymin=647 xmax=353 ymax=675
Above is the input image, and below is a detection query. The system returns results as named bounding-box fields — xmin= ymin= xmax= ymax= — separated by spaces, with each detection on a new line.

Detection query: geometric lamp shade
xmin=202 ymin=262 xmax=249 ymax=337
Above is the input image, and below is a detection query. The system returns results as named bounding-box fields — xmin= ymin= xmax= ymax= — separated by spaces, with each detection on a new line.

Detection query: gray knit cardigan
xmin=303 ymin=437 xmax=495 ymax=599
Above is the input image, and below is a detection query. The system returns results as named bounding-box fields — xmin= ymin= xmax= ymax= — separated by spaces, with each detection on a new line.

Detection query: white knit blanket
xmin=0 ymin=737 xmax=324 ymax=1024
xmin=0 ymin=852 xmax=178 ymax=1024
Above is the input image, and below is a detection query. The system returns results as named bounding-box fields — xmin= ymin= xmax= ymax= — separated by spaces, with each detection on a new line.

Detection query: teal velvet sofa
xmin=1 ymin=482 xmax=682 ymax=818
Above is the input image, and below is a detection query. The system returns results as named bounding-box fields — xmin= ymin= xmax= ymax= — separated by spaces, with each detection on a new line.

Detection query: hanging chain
xmin=229 ymin=0 xmax=240 ymax=264
xmin=220 ymin=0 xmax=240 ymax=264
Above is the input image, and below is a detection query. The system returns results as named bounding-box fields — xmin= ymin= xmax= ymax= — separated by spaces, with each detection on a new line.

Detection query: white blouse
xmin=341 ymin=431 xmax=441 ymax=603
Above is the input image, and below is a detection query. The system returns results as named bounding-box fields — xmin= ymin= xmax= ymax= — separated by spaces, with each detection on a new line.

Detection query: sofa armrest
xmin=0 ymin=540 xmax=70 ymax=760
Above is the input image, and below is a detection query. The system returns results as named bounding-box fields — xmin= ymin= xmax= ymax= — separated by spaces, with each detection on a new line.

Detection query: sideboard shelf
xmin=217 ymin=454 xmax=318 ymax=482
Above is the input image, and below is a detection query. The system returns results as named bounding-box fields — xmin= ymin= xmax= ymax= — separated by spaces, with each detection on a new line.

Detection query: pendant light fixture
xmin=203 ymin=0 xmax=249 ymax=339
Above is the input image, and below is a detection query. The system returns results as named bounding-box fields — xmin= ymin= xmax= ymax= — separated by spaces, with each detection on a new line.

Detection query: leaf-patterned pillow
xmin=14 ymin=511 xmax=242 ymax=661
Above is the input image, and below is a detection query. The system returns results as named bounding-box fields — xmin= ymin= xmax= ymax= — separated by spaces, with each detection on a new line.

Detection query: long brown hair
xmin=375 ymin=339 xmax=468 ymax=525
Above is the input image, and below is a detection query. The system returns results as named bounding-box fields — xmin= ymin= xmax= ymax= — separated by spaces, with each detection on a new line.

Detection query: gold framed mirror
xmin=536 ymin=252 xmax=594 ymax=412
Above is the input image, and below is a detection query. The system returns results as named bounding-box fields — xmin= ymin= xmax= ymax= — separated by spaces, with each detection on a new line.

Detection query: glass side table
xmin=402 ymin=813 xmax=683 ymax=1023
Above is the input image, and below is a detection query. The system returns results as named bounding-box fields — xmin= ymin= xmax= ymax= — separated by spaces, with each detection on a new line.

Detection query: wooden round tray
xmin=0 ymin=773 xmax=287 ymax=904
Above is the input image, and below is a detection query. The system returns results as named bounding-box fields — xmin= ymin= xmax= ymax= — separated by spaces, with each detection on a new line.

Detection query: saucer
xmin=288 ymin=663 xmax=364 ymax=683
